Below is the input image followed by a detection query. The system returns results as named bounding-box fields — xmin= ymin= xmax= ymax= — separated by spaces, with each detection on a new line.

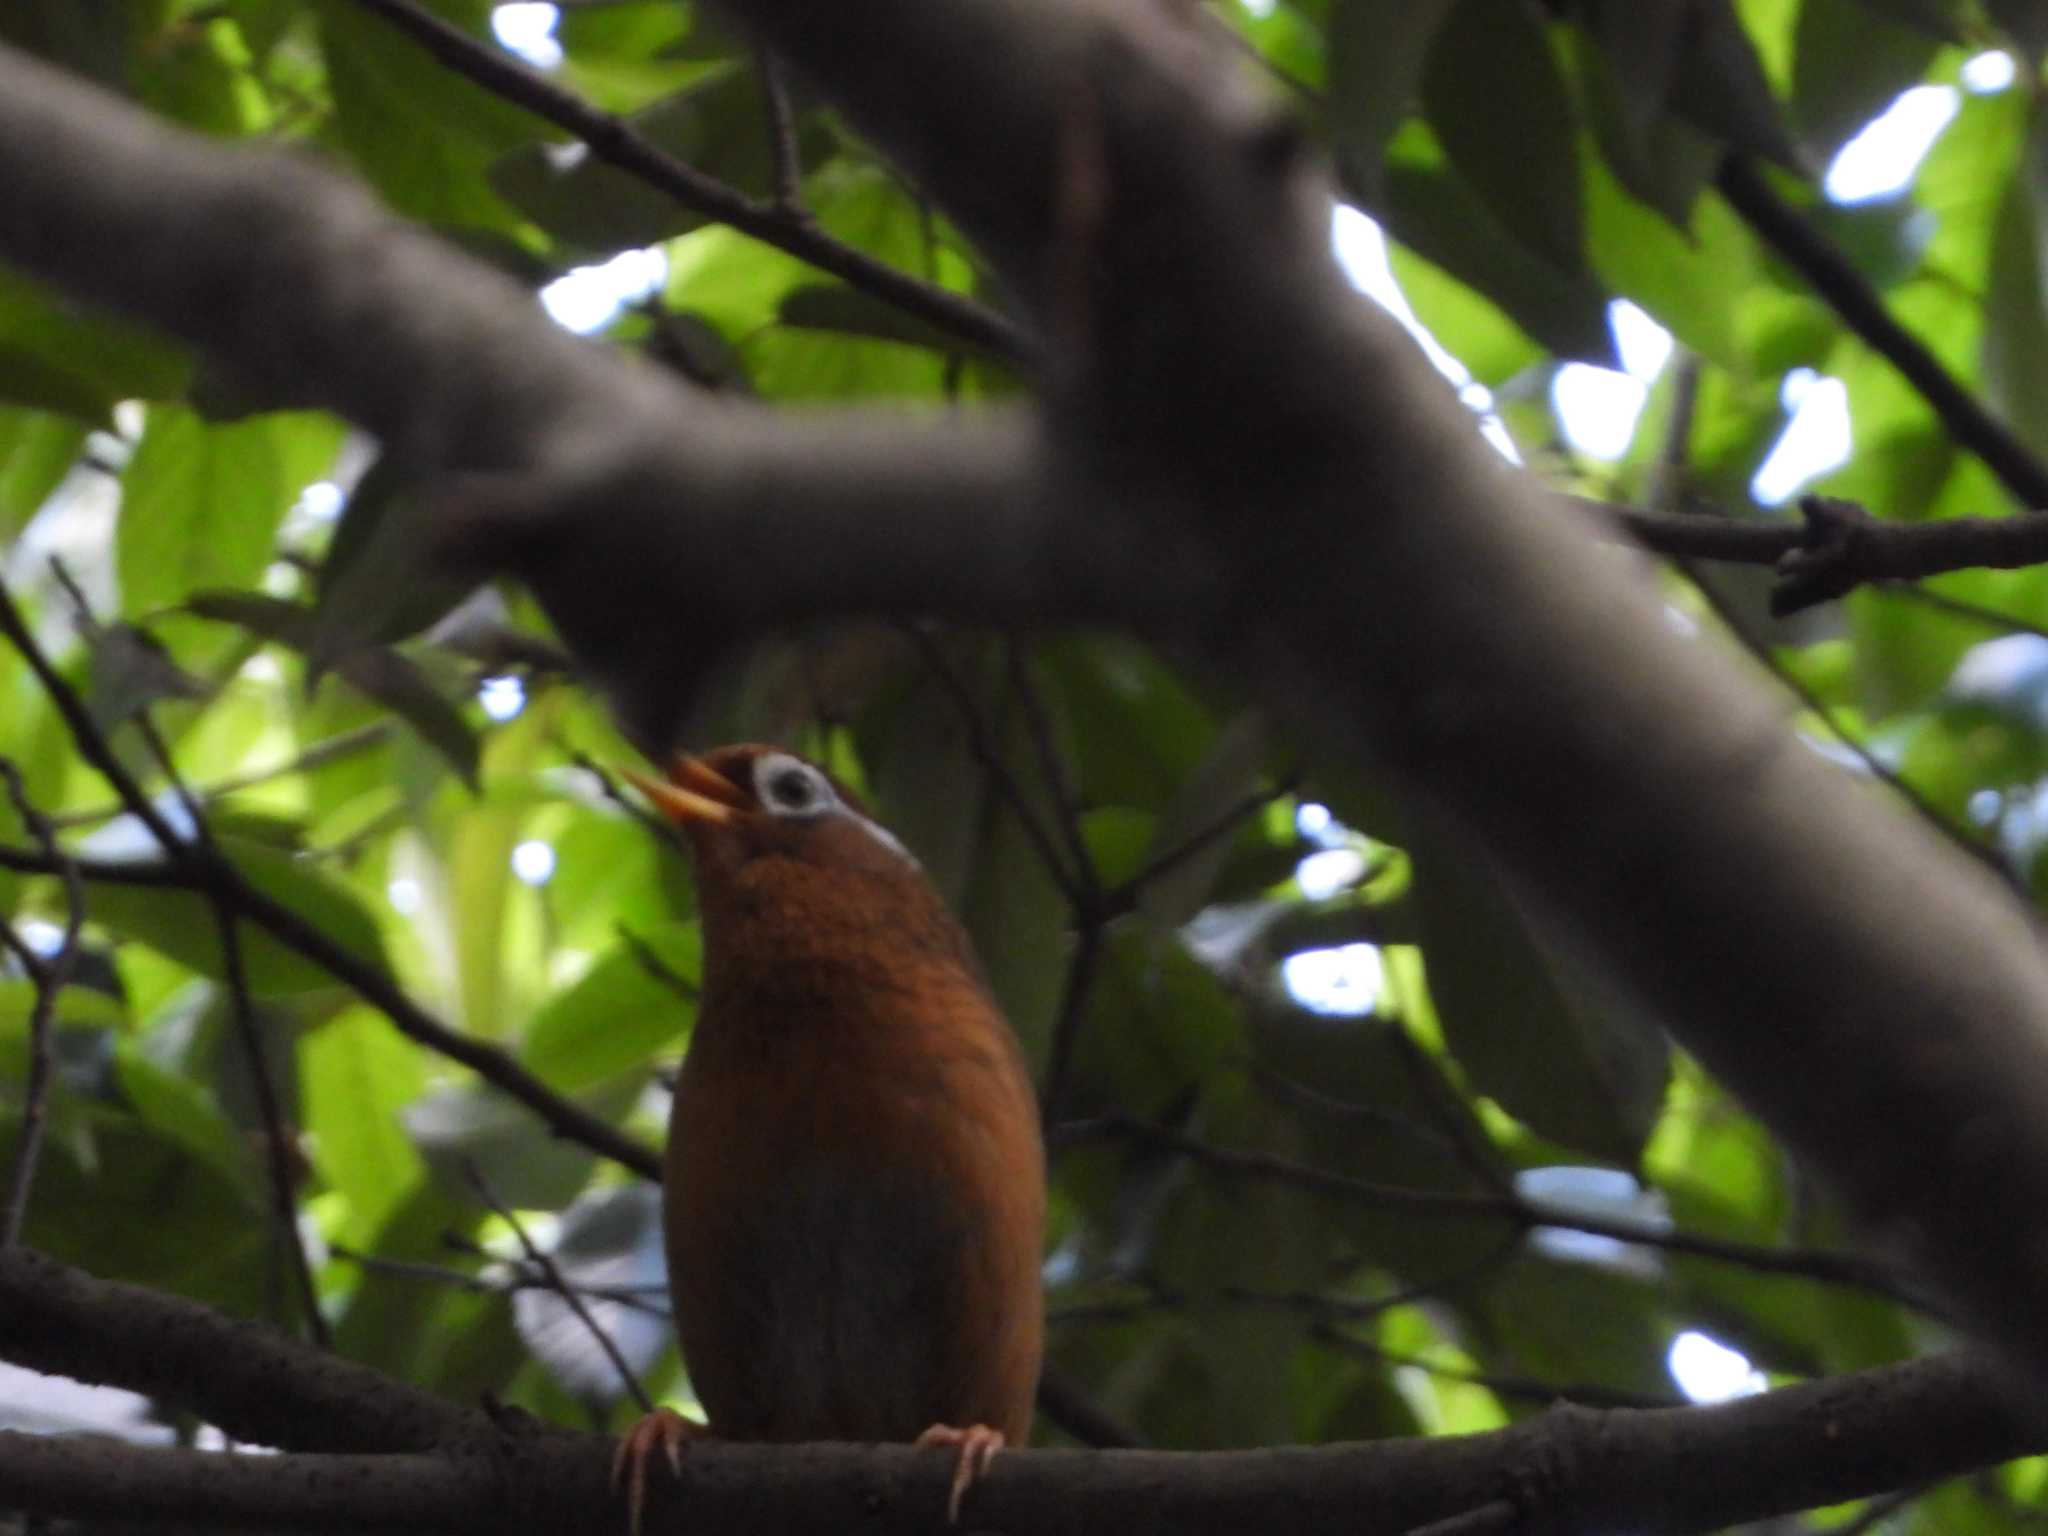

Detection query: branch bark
xmin=6 ymin=0 xmax=2048 ymax=1435
xmin=0 ymin=1347 xmax=2038 ymax=1534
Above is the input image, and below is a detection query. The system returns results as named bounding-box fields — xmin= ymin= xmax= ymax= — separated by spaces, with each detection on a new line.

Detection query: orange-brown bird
xmin=615 ymin=744 xmax=1046 ymax=1527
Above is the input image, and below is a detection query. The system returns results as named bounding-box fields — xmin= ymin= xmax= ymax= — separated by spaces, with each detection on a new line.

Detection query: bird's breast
xmin=664 ymin=967 xmax=1044 ymax=1444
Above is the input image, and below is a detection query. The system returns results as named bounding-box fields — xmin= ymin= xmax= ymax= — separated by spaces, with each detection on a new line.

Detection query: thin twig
xmin=1716 ymin=156 xmax=2048 ymax=509
xmin=1004 ymin=640 xmax=1097 ymax=900
xmin=1313 ymin=1327 xmax=1681 ymax=1410
xmin=757 ymin=50 xmax=803 ymax=215
xmin=1052 ymin=1114 xmax=1934 ymax=1306
xmin=48 ymin=723 xmax=392 ymax=829
xmin=215 ymin=906 xmax=333 ymax=1350
xmin=1883 ymin=583 xmax=2048 ymax=645
xmin=0 ymin=761 xmax=83 ymax=1248
xmin=1102 ymin=775 xmax=1301 ymax=918
xmin=1037 ymin=920 xmax=1105 ymax=1125
xmin=616 ymin=924 xmax=697 ymax=1002
xmin=329 ymin=1243 xmax=671 ymax=1317
xmin=461 ymin=1160 xmax=655 ymax=1412
xmin=346 ymin=0 xmax=1029 ymax=363
xmin=900 ymin=625 xmax=1082 ymax=903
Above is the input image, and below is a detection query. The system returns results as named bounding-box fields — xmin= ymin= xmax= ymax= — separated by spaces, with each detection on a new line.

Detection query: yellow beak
xmin=621 ymin=756 xmax=748 ymax=826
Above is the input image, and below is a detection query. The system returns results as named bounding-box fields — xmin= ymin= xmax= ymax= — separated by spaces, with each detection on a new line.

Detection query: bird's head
xmin=625 ymin=742 xmax=924 ymax=900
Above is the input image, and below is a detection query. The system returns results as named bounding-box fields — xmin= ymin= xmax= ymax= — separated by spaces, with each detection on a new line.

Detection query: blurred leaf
xmin=1565 ymin=15 xmax=1719 ymax=228
xmin=187 ymin=590 xmax=479 ymax=786
xmin=113 ymin=1041 xmax=259 ymax=1200
xmin=302 ymin=1004 xmax=428 ymax=1247
xmin=90 ymin=834 xmax=389 ymax=996
xmin=1136 ymin=712 xmax=1269 ymax=934
xmin=119 ymin=408 xmax=342 ymax=617
xmin=2 ymin=1100 xmax=266 ymax=1312
xmin=1790 ymin=0 xmax=1938 ymax=161
xmin=1379 ymin=124 xmax=1616 ymax=365
xmin=1408 ymin=820 xmax=1669 ymax=1168
xmin=0 ymin=267 xmax=189 ymax=419
xmin=1981 ymin=114 xmax=2048 ymax=465
xmin=0 ymin=409 xmax=87 ymax=537
xmin=493 ymin=66 xmax=829 ymax=252
xmin=330 ymin=649 xmax=479 ymax=790
xmin=1324 ymin=0 xmax=1461 ymax=196
xmin=406 ymin=1076 xmax=635 ymax=1209
xmin=311 ymin=454 xmax=476 ymax=664
xmin=521 ymin=923 xmax=699 ymax=1092
xmin=1421 ymin=0 xmax=1586 ymax=273
xmin=778 ymin=284 xmax=1003 ymax=361
xmin=1667 ymin=0 xmax=1803 ymax=169
xmin=316 ymin=1 xmax=533 ymax=231
xmin=84 ymin=622 xmax=210 ymax=732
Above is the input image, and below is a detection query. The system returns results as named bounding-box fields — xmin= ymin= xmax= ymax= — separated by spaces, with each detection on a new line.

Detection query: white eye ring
xmin=753 ymin=754 xmax=835 ymax=819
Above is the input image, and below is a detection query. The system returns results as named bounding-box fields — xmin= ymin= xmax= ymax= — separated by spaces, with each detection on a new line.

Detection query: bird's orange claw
xmin=613 ymin=1408 xmax=706 ymax=1536
xmin=915 ymin=1422 xmax=1006 ymax=1524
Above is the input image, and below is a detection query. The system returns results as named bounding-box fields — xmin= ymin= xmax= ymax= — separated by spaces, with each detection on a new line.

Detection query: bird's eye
xmin=754 ymin=755 xmax=832 ymax=818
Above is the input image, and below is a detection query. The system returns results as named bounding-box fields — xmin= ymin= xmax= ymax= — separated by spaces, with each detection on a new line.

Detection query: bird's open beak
xmin=622 ymin=755 xmax=748 ymax=826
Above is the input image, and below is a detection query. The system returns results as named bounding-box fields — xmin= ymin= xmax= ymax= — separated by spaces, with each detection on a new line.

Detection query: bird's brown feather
xmin=661 ymin=748 xmax=1044 ymax=1446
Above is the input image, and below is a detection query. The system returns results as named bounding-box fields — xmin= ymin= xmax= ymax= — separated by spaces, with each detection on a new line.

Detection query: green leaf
xmin=1378 ymin=132 xmax=1616 ymax=364
xmin=1324 ymin=0 xmax=1462 ymax=196
xmin=1578 ymin=0 xmax=1687 ymax=146
xmin=520 ymin=923 xmax=699 ymax=1092
xmin=1585 ymin=149 xmax=1753 ymax=370
xmin=1421 ymin=0 xmax=1586 ymax=273
xmin=1569 ymin=22 xmax=1718 ymax=227
xmin=1981 ymin=114 xmax=2048 ymax=465
xmin=1791 ymin=0 xmax=1939 ymax=160
xmin=302 ymin=1004 xmax=428 ymax=1246
xmin=310 ymin=455 xmax=475 ymax=664
xmin=1 ymin=1100 xmax=266 ymax=1311
xmin=89 ymin=834 xmax=390 ymax=996
xmin=1668 ymin=0 xmax=1803 ymax=169
xmin=779 ymin=284 xmax=1003 ymax=360
xmin=1408 ymin=818 xmax=1670 ymax=1168
xmin=0 ymin=409 xmax=88 ymax=538
xmin=315 ymin=0 xmax=534 ymax=232
xmin=114 ymin=1041 xmax=259 ymax=1198
xmin=405 ymin=1076 xmax=634 ymax=1209
xmin=118 ymin=408 xmax=342 ymax=617
xmin=187 ymin=591 xmax=479 ymax=787
xmin=0 ymin=267 xmax=189 ymax=419
xmin=1136 ymin=712 xmax=1268 ymax=933
xmin=332 ymin=649 xmax=479 ymax=791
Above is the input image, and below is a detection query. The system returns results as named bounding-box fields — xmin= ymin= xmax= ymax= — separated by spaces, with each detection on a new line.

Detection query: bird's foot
xmin=914 ymin=1421 xmax=1005 ymax=1524
xmin=613 ymin=1408 xmax=707 ymax=1536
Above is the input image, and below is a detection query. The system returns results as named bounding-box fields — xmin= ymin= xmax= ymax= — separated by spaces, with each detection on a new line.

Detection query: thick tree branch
xmin=0 ymin=1248 xmax=497 ymax=1454
xmin=0 ymin=40 xmax=1202 ymax=744
xmin=0 ymin=1351 xmax=2040 ymax=1534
